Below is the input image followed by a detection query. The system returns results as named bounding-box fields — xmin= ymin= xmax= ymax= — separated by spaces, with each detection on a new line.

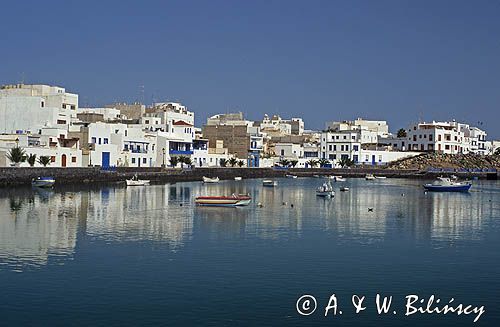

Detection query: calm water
xmin=0 ymin=178 xmax=499 ymax=326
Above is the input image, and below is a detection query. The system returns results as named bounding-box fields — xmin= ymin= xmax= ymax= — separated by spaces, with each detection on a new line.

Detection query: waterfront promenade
xmin=0 ymin=167 xmax=497 ymax=187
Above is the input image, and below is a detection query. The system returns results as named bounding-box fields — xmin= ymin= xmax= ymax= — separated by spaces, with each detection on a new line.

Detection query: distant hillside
xmin=386 ymin=153 xmax=500 ymax=170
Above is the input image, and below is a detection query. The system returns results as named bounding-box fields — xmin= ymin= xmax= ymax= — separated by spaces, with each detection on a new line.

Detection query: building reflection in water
xmin=0 ymin=179 xmax=497 ymax=271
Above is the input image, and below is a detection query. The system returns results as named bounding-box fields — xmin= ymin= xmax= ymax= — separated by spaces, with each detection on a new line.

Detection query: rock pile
xmin=387 ymin=153 xmax=500 ymax=170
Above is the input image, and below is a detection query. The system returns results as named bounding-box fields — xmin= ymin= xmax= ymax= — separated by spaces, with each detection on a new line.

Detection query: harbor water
xmin=0 ymin=178 xmax=499 ymax=326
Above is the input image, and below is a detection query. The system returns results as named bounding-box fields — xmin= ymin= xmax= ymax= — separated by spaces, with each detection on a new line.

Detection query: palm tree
xmin=306 ymin=159 xmax=318 ymax=168
xmin=38 ymin=156 xmax=51 ymax=167
xmin=495 ymin=148 xmax=500 ymax=156
xmin=318 ymin=158 xmax=330 ymax=167
xmin=27 ymin=153 xmax=37 ymax=167
xmin=228 ymin=157 xmax=238 ymax=167
xmin=219 ymin=158 xmax=227 ymax=167
xmin=338 ymin=157 xmax=355 ymax=168
xmin=7 ymin=147 xmax=26 ymax=165
xmin=290 ymin=159 xmax=298 ymax=168
xmin=237 ymin=160 xmax=244 ymax=167
xmin=397 ymin=128 xmax=407 ymax=138
xmin=169 ymin=156 xmax=179 ymax=168
xmin=181 ymin=156 xmax=192 ymax=166
xmin=278 ymin=158 xmax=290 ymax=167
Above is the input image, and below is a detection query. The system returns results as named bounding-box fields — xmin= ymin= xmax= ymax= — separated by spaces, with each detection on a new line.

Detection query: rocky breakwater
xmin=387 ymin=153 xmax=500 ymax=171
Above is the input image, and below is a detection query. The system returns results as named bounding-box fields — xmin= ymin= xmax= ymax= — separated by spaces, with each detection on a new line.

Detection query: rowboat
xmin=32 ymin=176 xmax=55 ymax=188
xmin=285 ymin=174 xmax=298 ymax=179
xmin=195 ymin=194 xmax=252 ymax=207
xmin=263 ymin=180 xmax=278 ymax=187
xmin=126 ymin=175 xmax=150 ymax=186
xmin=316 ymin=181 xmax=335 ymax=197
xmin=423 ymin=177 xmax=472 ymax=192
xmin=202 ymin=176 xmax=220 ymax=183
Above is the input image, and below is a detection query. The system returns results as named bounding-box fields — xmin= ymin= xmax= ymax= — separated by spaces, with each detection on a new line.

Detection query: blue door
xmin=102 ymin=152 xmax=110 ymax=168
xmin=371 ymin=155 xmax=376 ymax=166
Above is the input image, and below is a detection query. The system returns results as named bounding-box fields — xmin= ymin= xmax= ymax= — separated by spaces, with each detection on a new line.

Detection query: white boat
xmin=234 ymin=176 xmax=243 ymax=181
xmin=32 ymin=176 xmax=55 ymax=188
xmin=263 ymin=180 xmax=278 ymax=187
xmin=365 ymin=174 xmax=376 ymax=180
xmin=313 ymin=175 xmax=321 ymax=178
xmin=195 ymin=194 xmax=252 ymax=207
xmin=126 ymin=175 xmax=150 ymax=186
xmin=316 ymin=181 xmax=335 ymax=197
xmin=340 ymin=187 xmax=350 ymax=192
xmin=285 ymin=174 xmax=298 ymax=179
xmin=202 ymin=176 xmax=220 ymax=183
xmin=374 ymin=176 xmax=387 ymax=179
xmin=333 ymin=176 xmax=346 ymax=182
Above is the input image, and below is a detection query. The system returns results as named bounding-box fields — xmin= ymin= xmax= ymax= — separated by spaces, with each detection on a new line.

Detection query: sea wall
xmin=0 ymin=167 xmax=497 ymax=187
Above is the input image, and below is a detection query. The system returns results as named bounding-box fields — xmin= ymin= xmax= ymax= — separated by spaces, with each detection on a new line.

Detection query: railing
xmin=169 ymin=149 xmax=193 ymax=155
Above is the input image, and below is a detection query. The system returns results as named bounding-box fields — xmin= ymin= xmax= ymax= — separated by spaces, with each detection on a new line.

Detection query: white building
xmin=326 ymin=118 xmax=389 ymax=137
xmin=79 ymin=107 xmax=122 ymax=121
xmin=405 ymin=121 xmax=487 ymax=154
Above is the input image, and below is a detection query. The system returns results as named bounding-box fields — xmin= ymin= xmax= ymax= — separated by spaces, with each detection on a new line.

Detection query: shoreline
xmin=0 ymin=167 xmax=498 ymax=187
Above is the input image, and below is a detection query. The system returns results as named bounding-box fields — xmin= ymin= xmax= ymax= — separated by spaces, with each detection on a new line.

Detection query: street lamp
xmin=15 ymin=138 xmax=19 ymax=147
xmin=162 ymin=147 xmax=166 ymax=168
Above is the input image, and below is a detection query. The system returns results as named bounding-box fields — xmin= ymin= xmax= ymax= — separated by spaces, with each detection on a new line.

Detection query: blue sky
xmin=1 ymin=0 xmax=499 ymax=137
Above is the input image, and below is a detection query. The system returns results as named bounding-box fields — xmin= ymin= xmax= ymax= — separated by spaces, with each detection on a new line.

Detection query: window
xmin=145 ymin=120 xmax=150 ymax=124
xmin=132 ymin=158 xmax=136 ymax=164
xmin=345 ymin=145 xmax=349 ymax=151
xmin=378 ymin=155 xmax=382 ymax=162
xmin=103 ymin=138 xmax=108 ymax=144
xmin=51 ymin=156 xmax=56 ymax=162
xmin=328 ymin=145 xmax=332 ymax=151
xmin=98 ymin=138 xmax=101 ymax=145
xmin=352 ymin=136 xmax=355 ymax=140
xmin=62 ymin=104 xmax=65 ymax=109
xmin=41 ymin=101 xmax=44 ymax=107
xmin=340 ymin=145 xmax=344 ymax=151
xmin=124 ymin=144 xmax=129 ymax=150
xmin=429 ymin=135 xmax=433 ymax=141
xmin=353 ymin=145 xmax=359 ymax=151
xmin=143 ymin=158 xmax=147 ymax=164
xmin=419 ymin=135 xmax=422 ymax=139
xmin=91 ymin=137 xmax=96 ymax=144
xmin=333 ymin=145 xmax=336 ymax=151
xmin=438 ymin=135 xmax=442 ymax=141
xmin=70 ymin=105 xmax=75 ymax=110
xmin=280 ymin=149 xmax=285 ymax=156
xmin=445 ymin=145 xmax=450 ymax=150
xmin=343 ymin=135 xmax=347 ymax=140
xmin=72 ymin=157 xmax=76 ymax=163
xmin=413 ymin=135 xmax=417 ymax=141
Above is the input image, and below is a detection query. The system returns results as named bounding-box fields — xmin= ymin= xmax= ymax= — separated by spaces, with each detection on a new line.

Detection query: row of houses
xmin=0 ymin=83 xmax=498 ymax=168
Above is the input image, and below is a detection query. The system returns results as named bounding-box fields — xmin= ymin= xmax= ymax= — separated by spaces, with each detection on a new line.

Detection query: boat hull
xmin=316 ymin=191 xmax=334 ymax=197
xmin=32 ymin=179 xmax=55 ymax=188
xmin=126 ymin=180 xmax=150 ymax=186
xmin=195 ymin=196 xmax=251 ymax=207
xmin=423 ymin=184 xmax=471 ymax=192
xmin=203 ymin=177 xmax=220 ymax=183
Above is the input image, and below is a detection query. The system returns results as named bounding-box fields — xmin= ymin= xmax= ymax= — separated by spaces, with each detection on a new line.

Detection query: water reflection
xmin=0 ymin=179 xmax=498 ymax=271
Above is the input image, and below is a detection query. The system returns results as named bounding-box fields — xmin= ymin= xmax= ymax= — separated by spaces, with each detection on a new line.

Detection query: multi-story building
xmin=0 ymin=84 xmax=78 ymax=134
xmin=105 ymin=102 xmax=145 ymax=120
xmin=326 ymin=118 xmax=389 ymax=137
xmin=405 ymin=121 xmax=487 ymax=154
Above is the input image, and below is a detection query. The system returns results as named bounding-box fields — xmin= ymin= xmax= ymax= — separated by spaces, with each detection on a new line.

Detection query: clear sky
xmin=1 ymin=0 xmax=499 ymax=137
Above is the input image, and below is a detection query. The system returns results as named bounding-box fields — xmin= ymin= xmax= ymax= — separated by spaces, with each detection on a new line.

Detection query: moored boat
xmin=340 ymin=187 xmax=350 ymax=192
xmin=423 ymin=177 xmax=472 ymax=192
xmin=32 ymin=176 xmax=55 ymax=188
xmin=365 ymin=174 xmax=376 ymax=180
xmin=285 ymin=174 xmax=298 ymax=179
xmin=374 ymin=176 xmax=386 ymax=179
xmin=195 ymin=194 xmax=252 ymax=207
xmin=333 ymin=176 xmax=346 ymax=182
xmin=263 ymin=180 xmax=278 ymax=187
xmin=202 ymin=176 xmax=220 ymax=183
xmin=126 ymin=175 xmax=150 ymax=186
xmin=234 ymin=176 xmax=242 ymax=181
xmin=316 ymin=181 xmax=335 ymax=197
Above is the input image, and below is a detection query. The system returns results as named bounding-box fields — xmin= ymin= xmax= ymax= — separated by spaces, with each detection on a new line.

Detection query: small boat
xmin=340 ymin=187 xmax=350 ymax=192
xmin=333 ymin=176 xmax=346 ymax=182
xmin=374 ymin=176 xmax=387 ymax=179
xmin=423 ymin=177 xmax=472 ymax=192
xmin=365 ymin=174 xmax=376 ymax=180
xmin=313 ymin=175 xmax=321 ymax=178
xmin=322 ymin=175 xmax=335 ymax=179
xmin=285 ymin=174 xmax=298 ymax=179
xmin=263 ymin=180 xmax=278 ymax=187
xmin=195 ymin=194 xmax=252 ymax=207
xmin=32 ymin=176 xmax=55 ymax=188
xmin=316 ymin=181 xmax=335 ymax=197
xmin=126 ymin=175 xmax=150 ymax=186
xmin=202 ymin=176 xmax=220 ymax=183
xmin=234 ymin=176 xmax=242 ymax=181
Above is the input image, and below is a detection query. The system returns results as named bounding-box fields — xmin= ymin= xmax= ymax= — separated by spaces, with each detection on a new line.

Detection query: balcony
xmin=169 ymin=149 xmax=193 ymax=155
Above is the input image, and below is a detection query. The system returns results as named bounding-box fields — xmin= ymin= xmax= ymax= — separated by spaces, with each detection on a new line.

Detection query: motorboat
xmin=195 ymin=194 xmax=252 ymax=207
xmin=32 ymin=176 xmax=55 ymax=188
xmin=313 ymin=175 xmax=321 ymax=178
xmin=374 ymin=176 xmax=387 ymax=179
xmin=234 ymin=176 xmax=243 ymax=181
xmin=285 ymin=174 xmax=298 ymax=179
xmin=340 ymin=187 xmax=350 ymax=192
xmin=316 ymin=181 xmax=335 ymax=197
xmin=333 ymin=176 xmax=346 ymax=182
xmin=263 ymin=180 xmax=278 ymax=187
xmin=126 ymin=175 xmax=150 ymax=186
xmin=202 ymin=176 xmax=220 ymax=183
xmin=365 ymin=174 xmax=376 ymax=180
xmin=423 ymin=177 xmax=472 ymax=192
